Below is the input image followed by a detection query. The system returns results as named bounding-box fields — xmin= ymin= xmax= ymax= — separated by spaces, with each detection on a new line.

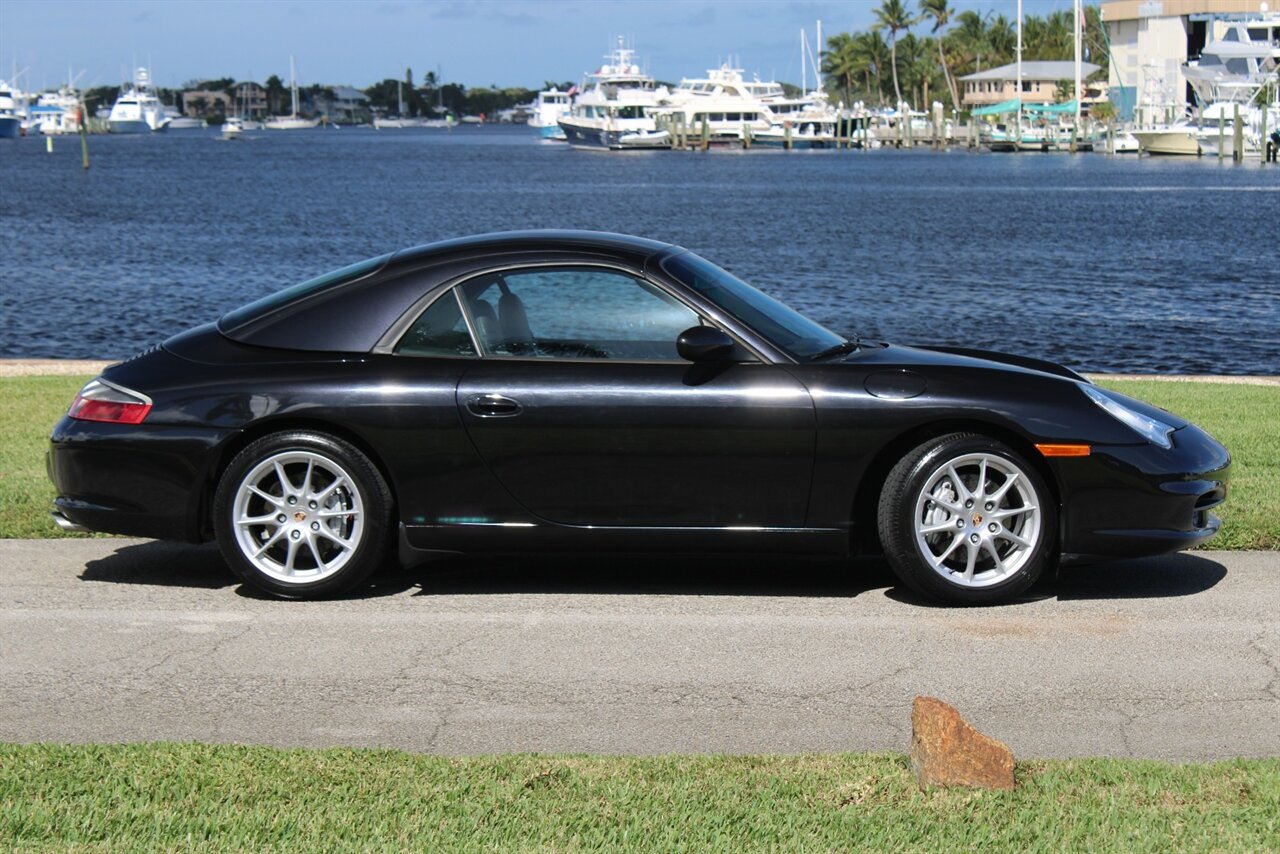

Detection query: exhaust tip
xmin=50 ymin=510 xmax=90 ymax=534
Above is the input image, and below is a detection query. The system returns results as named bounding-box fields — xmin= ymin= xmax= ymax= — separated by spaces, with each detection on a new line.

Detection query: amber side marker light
xmin=1035 ymin=443 xmax=1091 ymax=457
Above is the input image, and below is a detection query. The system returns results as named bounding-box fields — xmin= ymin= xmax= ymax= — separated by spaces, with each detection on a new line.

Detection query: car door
xmin=448 ymin=265 xmax=816 ymax=528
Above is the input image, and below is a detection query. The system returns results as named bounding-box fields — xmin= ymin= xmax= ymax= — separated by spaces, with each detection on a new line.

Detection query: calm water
xmin=1 ymin=126 xmax=1277 ymax=372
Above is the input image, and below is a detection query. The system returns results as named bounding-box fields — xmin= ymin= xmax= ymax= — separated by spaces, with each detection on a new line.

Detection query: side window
xmin=457 ymin=267 xmax=700 ymax=361
xmin=395 ymin=291 xmax=476 ymax=357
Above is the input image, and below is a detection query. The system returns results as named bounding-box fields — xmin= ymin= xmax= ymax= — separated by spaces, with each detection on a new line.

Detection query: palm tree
xmin=947 ymin=10 xmax=991 ymax=75
xmin=875 ymin=0 xmax=918 ymax=105
xmin=896 ymin=33 xmax=923 ymax=108
xmin=920 ymin=0 xmax=960 ymax=108
xmin=1023 ymin=13 xmax=1074 ymax=61
xmin=985 ymin=14 xmax=1017 ymax=66
xmin=1082 ymin=5 xmax=1110 ymax=81
xmin=821 ymin=32 xmax=860 ymax=107
xmin=264 ymin=74 xmax=286 ymax=116
xmin=857 ymin=30 xmax=892 ymax=104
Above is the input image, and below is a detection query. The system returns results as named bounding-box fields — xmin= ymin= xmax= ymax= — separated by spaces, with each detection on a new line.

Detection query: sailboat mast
xmin=1016 ymin=0 xmax=1023 ymax=140
xmin=800 ymin=29 xmax=806 ymax=94
xmin=290 ymin=55 xmax=299 ymax=117
xmin=1074 ymin=0 xmax=1083 ymax=135
xmin=817 ymin=20 xmax=823 ymax=94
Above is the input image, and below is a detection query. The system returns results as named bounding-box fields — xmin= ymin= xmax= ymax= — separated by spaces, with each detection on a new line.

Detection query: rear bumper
xmin=47 ymin=416 xmax=232 ymax=543
xmin=1058 ymin=422 xmax=1230 ymax=558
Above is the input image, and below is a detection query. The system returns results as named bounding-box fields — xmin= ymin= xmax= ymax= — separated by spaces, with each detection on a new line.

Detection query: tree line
xmin=75 ymin=4 xmax=1113 ymax=123
xmin=821 ymin=0 xmax=1110 ymax=110
xmin=361 ymin=68 xmax=577 ymax=118
xmin=79 ymin=68 xmax=575 ymax=122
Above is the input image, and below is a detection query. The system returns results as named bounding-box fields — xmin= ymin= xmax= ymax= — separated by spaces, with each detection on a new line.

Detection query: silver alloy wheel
xmin=231 ymin=450 xmax=365 ymax=584
xmin=913 ymin=452 xmax=1041 ymax=588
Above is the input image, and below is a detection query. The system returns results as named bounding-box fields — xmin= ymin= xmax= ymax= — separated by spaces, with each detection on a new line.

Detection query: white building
xmin=1102 ymin=0 xmax=1273 ymax=119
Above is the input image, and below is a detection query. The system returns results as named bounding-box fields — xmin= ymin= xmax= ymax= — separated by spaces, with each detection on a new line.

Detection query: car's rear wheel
xmin=213 ymin=431 xmax=392 ymax=599
xmin=877 ymin=433 xmax=1056 ymax=605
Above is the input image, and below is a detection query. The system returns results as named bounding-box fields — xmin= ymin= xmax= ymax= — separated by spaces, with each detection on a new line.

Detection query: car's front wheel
xmin=877 ymin=433 xmax=1056 ymax=605
xmin=213 ymin=431 xmax=392 ymax=598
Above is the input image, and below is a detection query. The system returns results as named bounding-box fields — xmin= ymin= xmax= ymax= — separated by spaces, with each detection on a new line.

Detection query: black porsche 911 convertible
xmin=48 ymin=231 xmax=1230 ymax=604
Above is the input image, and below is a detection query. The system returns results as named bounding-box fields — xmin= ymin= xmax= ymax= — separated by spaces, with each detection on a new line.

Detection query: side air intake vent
xmin=119 ymin=344 xmax=161 ymax=364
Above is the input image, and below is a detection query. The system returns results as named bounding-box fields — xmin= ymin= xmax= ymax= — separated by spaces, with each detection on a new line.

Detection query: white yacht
xmin=373 ymin=115 xmax=421 ymax=129
xmin=1134 ymin=16 xmax=1279 ymax=156
xmin=164 ymin=105 xmax=206 ymax=130
xmin=1110 ymin=131 xmax=1140 ymax=153
xmin=32 ymin=87 xmax=82 ymax=135
xmin=1185 ymin=16 xmax=1279 ymax=107
xmin=0 ymin=79 xmax=24 ymax=138
xmin=108 ymin=67 xmax=169 ymax=133
xmin=651 ymin=65 xmax=773 ymax=145
xmin=756 ymin=87 xmax=842 ymax=147
xmin=1136 ymin=100 xmax=1280 ymax=156
xmin=264 ymin=56 xmax=320 ymax=130
xmin=221 ymin=116 xmax=244 ymax=139
xmin=557 ymin=38 xmax=670 ymax=150
xmin=530 ymin=87 xmax=571 ymax=140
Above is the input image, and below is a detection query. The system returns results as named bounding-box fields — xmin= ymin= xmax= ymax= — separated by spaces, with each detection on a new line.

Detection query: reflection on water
xmin=1 ymin=126 xmax=1276 ymax=373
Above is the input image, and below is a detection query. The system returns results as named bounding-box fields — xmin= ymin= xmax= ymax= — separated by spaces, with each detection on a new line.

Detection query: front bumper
xmin=1057 ymin=422 xmax=1230 ymax=558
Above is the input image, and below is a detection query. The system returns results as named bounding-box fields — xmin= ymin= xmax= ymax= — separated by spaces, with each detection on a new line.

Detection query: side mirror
xmin=677 ymin=326 xmax=735 ymax=363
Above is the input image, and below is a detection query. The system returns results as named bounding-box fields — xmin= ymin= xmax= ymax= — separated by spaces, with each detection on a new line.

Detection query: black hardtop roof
xmin=386 ymin=230 xmax=679 ymax=267
xmin=213 ymin=231 xmax=687 ymax=355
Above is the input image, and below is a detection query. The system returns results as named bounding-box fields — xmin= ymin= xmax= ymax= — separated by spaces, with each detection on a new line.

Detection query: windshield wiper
xmin=807 ymin=339 xmax=861 ymax=362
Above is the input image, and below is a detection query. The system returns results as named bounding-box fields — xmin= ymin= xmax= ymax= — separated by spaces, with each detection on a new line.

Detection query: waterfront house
xmin=181 ymin=88 xmax=232 ymax=118
xmin=231 ymin=81 xmax=268 ymax=118
xmin=960 ymin=61 xmax=1103 ymax=109
xmin=316 ymin=85 xmax=371 ymax=123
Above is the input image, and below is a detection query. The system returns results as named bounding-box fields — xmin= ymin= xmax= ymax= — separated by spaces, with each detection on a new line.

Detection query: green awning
xmin=972 ymin=99 xmax=1079 ymax=117
xmin=1025 ymin=100 xmax=1079 ymax=115
xmin=971 ymin=99 xmax=1021 ymax=116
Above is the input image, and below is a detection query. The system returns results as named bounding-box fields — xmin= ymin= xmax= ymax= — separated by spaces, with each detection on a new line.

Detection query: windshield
xmin=219 ymin=253 xmax=391 ymax=331
xmin=661 ymin=251 xmax=846 ymax=360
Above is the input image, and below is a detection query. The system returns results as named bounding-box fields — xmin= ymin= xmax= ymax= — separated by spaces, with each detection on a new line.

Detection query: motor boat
xmin=557 ymin=37 xmax=669 ymax=150
xmin=530 ymin=87 xmax=572 ymax=141
xmin=108 ymin=68 xmax=170 ymax=133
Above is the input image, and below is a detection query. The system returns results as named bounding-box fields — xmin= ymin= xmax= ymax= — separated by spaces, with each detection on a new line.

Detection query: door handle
xmin=466 ymin=393 xmax=523 ymax=417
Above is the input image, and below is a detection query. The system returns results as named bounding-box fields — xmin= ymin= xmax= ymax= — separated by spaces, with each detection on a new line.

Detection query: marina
xmin=1 ymin=4 xmax=1276 ymax=374
xmin=1 ymin=125 xmax=1276 ymax=374
xmin=3 ymin=7 xmax=1276 ymax=157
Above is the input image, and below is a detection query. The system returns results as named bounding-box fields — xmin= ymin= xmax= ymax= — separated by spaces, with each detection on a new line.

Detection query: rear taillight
xmin=67 ymin=379 xmax=152 ymax=425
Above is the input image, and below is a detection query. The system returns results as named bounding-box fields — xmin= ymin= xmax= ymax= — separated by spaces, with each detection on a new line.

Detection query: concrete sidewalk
xmin=1 ymin=538 xmax=1276 ymax=759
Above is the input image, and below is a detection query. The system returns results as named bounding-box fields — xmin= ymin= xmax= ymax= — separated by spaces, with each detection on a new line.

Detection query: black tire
xmin=213 ymin=430 xmax=393 ymax=599
xmin=876 ymin=432 xmax=1056 ymax=605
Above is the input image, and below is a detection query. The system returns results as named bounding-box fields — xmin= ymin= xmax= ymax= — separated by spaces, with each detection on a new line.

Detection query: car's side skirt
xmin=398 ymin=522 xmax=850 ymax=566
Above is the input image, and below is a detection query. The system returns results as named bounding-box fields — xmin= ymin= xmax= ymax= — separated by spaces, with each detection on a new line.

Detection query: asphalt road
xmin=1 ymin=539 xmax=1276 ymax=760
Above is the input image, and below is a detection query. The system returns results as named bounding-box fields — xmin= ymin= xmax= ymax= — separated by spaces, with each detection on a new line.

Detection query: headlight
xmin=1081 ymin=385 xmax=1174 ymax=449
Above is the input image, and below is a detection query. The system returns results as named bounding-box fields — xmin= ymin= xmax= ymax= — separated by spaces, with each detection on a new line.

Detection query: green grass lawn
xmin=1093 ymin=379 xmax=1278 ymax=550
xmin=0 ymin=376 xmax=95 ymax=539
xmin=2 ymin=744 xmax=1277 ymax=851
xmin=2 ymin=375 xmax=1276 ymax=548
